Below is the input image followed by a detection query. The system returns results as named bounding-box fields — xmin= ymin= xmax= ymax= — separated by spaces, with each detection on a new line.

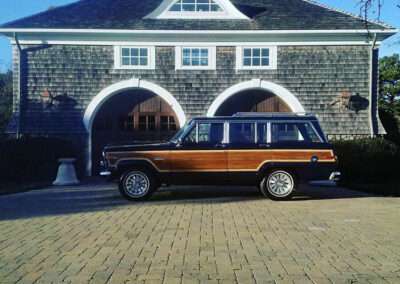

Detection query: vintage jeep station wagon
xmin=101 ymin=113 xmax=340 ymax=201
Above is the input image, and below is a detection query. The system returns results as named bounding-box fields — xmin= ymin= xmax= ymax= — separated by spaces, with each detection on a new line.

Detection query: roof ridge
xmin=1 ymin=0 xmax=90 ymax=28
xmin=301 ymin=0 xmax=394 ymax=30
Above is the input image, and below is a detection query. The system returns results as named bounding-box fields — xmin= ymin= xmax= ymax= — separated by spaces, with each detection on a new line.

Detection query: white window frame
xmin=114 ymin=46 xmax=155 ymax=70
xmin=236 ymin=46 xmax=277 ymax=70
xmin=175 ymin=46 xmax=216 ymax=70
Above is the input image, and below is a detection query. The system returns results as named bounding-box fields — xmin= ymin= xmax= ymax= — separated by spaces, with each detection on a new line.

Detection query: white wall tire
xmin=118 ymin=169 xmax=156 ymax=201
xmin=260 ymin=169 xmax=298 ymax=200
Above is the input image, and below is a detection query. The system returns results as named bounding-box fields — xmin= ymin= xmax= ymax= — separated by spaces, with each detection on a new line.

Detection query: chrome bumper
xmin=329 ymin=171 xmax=341 ymax=181
xmin=100 ymin=171 xmax=111 ymax=177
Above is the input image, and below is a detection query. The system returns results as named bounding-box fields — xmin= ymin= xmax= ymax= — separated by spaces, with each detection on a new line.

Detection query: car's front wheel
xmin=260 ymin=169 xmax=298 ymax=200
xmin=118 ymin=169 xmax=157 ymax=201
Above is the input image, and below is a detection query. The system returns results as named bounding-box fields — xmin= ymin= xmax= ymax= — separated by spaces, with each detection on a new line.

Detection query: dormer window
xmin=144 ymin=0 xmax=248 ymax=20
xmin=169 ymin=0 xmax=223 ymax=12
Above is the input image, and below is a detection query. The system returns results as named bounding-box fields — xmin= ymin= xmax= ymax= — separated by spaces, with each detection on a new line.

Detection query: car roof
xmin=191 ymin=113 xmax=318 ymax=122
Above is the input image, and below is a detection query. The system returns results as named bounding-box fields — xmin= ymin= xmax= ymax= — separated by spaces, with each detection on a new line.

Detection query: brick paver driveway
xmin=1 ymin=181 xmax=399 ymax=284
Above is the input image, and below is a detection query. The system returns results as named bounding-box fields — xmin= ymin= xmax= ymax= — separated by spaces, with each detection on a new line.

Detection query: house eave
xmin=0 ymin=28 xmax=397 ymax=45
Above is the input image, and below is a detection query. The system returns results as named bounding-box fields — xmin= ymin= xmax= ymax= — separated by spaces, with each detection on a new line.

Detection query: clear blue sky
xmin=0 ymin=0 xmax=399 ymax=71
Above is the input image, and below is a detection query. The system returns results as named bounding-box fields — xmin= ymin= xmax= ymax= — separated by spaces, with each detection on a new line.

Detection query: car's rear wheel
xmin=118 ymin=169 xmax=157 ymax=201
xmin=260 ymin=169 xmax=297 ymax=200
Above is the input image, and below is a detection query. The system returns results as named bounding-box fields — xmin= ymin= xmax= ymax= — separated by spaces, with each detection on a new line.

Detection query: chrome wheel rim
xmin=267 ymin=171 xmax=294 ymax=197
xmin=124 ymin=172 xmax=150 ymax=198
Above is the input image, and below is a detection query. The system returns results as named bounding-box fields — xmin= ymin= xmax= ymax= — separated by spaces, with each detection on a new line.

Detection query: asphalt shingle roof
xmin=1 ymin=0 xmax=392 ymax=30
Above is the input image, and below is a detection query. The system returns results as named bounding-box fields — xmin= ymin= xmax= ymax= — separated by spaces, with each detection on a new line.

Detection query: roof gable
xmin=1 ymin=0 xmax=393 ymax=30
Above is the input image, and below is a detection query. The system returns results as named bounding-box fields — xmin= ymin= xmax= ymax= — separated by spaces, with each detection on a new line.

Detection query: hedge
xmin=330 ymin=138 xmax=400 ymax=183
xmin=0 ymin=137 xmax=84 ymax=184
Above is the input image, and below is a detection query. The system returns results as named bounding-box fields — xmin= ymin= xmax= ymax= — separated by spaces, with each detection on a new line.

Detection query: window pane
xmin=198 ymin=123 xmax=224 ymax=144
xmin=122 ymin=57 xmax=130 ymax=66
xmin=182 ymin=58 xmax=191 ymax=66
xmin=243 ymin=58 xmax=251 ymax=66
xmin=201 ymin=58 xmax=208 ymax=66
xmin=183 ymin=49 xmax=190 ymax=57
xmin=197 ymin=4 xmax=209 ymax=11
xmin=253 ymin=48 xmax=260 ymax=57
xmin=229 ymin=123 xmax=255 ymax=144
xmin=122 ymin=48 xmax=129 ymax=56
xmin=262 ymin=48 xmax=270 ymax=57
xmin=261 ymin=58 xmax=269 ymax=66
xmin=257 ymin=123 xmax=268 ymax=143
xmin=182 ymin=4 xmax=195 ymax=11
xmin=131 ymin=48 xmax=138 ymax=56
xmin=198 ymin=0 xmax=208 ymax=3
xmin=244 ymin=48 xmax=251 ymax=57
xmin=140 ymin=58 xmax=148 ymax=66
xmin=131 ymin=57 xmax=139 ymax=65
xmin=252 ymin=58 xmax=260 ymax=66
xmin=211 ymin=4 xmax=222 ymax=11
xmin=305 ymin=123 xmax=322 ymax=143
xmin=140 ymin=48 xmax=148 ymax=56
xmin=192 ymin=58 xmax=199 ymax=66
xmin=170 ymin=4 xmax=181 ymax=11
xmin=192 ymin=49 xmax=199 ymax=57
xmin=201 ymin=49 xmax=208 ymax=57
xmin=272 ymin=123 xmax=305 ymax=143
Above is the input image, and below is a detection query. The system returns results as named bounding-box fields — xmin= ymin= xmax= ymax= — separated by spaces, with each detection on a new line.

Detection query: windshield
xmin=170 ymin=120 xmax=193 ymax=143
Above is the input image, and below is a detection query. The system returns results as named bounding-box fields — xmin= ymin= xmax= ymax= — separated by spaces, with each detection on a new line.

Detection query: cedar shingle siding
xmin=10 ymin=44 xmax=377 ymax=136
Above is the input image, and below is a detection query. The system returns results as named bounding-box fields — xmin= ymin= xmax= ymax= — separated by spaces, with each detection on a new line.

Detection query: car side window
xmin=183 ymin=123 xmax=224 ymax=145
xmin=271 ymin=122 xmax=322 ymax=143
xmin=229 ymin=123 xmax=255 ymax=144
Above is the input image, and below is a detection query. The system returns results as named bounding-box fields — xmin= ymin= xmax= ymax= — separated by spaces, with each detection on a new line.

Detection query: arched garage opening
xmin=207 ymin=79 xmax=305 ymax=117
xmin=84 ymin=79 xmax=186 ymax=175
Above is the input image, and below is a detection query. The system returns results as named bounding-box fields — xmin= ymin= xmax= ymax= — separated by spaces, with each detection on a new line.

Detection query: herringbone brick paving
xmin=0 ymin=182 xmax=399 ymax=283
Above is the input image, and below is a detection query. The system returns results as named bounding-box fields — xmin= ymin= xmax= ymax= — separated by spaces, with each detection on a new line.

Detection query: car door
xmin=227 ymin=121 xmax=273 ymax=185
xmin=169 ymin=122 xmax=228 ymax=184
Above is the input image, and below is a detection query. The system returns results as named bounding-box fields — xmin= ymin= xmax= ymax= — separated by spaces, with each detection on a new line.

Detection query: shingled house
xmin=0 ymin=0 xmax=397 ymax=175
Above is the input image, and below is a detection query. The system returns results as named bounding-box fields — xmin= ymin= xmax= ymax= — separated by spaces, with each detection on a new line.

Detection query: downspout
xmin=369 ymin=33 xmax=378 ymax=137
xmin=13 ymin=33 xmax=22 ymax=139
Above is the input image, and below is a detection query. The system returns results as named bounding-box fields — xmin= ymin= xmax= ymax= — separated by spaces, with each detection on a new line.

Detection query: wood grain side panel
xmin=273 ymin=150 xmax=335 ymax=163
xmin=170 ymin=151 xmax=227 ymax=172
xmin=228 ymin=150 xmax=273 ymax=171
xmin=108 ymin=151 xmax=170 ymax=171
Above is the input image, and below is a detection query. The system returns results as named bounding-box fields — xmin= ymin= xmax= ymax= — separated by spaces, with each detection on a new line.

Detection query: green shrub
xmin=0 ymin=137 xmax=84 ymax=183
xmin=330 ymin=138 xmax=400 ymax=183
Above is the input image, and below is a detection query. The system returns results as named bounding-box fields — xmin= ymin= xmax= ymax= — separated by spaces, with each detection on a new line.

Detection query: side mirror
xmin=176 ymin=138 xmax=183 ymax=147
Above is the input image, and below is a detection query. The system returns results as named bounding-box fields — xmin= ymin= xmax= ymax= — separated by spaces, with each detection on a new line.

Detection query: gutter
xmin=13 ymin=32 xmax=22 ymax=139
xmin=369 ymin=33 xmax=378 ymax=137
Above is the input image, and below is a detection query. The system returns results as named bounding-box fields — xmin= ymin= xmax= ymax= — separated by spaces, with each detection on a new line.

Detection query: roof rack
xmin=232 ymin=112 xmax=311 ymax=117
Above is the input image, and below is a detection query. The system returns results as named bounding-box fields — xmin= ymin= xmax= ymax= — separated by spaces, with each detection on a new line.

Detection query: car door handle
xmin=215 ymin=144 xmax=226 ymax=148
xmin=154 ymin=157 xmax=164 ymax=161
xmin=259 ymin=144 xmax=271 ymax=148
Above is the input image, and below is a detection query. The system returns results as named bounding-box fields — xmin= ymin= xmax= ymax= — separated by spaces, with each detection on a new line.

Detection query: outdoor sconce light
xmin=339 ymin=91 xmax=351 ymax=109
xmin=40 ymin=90 xmax=54 ymax=108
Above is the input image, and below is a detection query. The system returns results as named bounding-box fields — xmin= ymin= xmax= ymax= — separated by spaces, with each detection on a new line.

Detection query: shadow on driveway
xmin=0 ymin=179 xmax=379 ymax=221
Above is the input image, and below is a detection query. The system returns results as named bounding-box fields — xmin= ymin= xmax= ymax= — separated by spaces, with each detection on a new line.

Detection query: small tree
xmin=379 ymin=54 xmax=400 ymax=115
xmin=0 ymin=70 xmax=13 ymax=139
xmin=378 ymin=54 xmax=400 ymax=144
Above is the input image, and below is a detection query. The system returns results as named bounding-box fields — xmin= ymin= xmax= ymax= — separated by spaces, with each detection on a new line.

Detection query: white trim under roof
xmin=1 ymin=29 xmax=396 ymax=46
xmin=144 ymin=0 xmax=249 ymax=19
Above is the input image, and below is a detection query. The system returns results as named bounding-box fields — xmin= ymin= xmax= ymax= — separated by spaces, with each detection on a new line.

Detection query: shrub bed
xmin=330 ymin=138 xmax=400 ymax=183
xmin=0 ymin=137 xmax=84 ymax=194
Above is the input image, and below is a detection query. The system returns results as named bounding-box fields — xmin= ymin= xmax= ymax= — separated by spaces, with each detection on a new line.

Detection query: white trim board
xmin=207 ymin=79 xmax=305 ymax=117
xmin=7 ymin=40 xmax=384 ymax=47
xmin=0 ymin=28 xmax=397 ymax=34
